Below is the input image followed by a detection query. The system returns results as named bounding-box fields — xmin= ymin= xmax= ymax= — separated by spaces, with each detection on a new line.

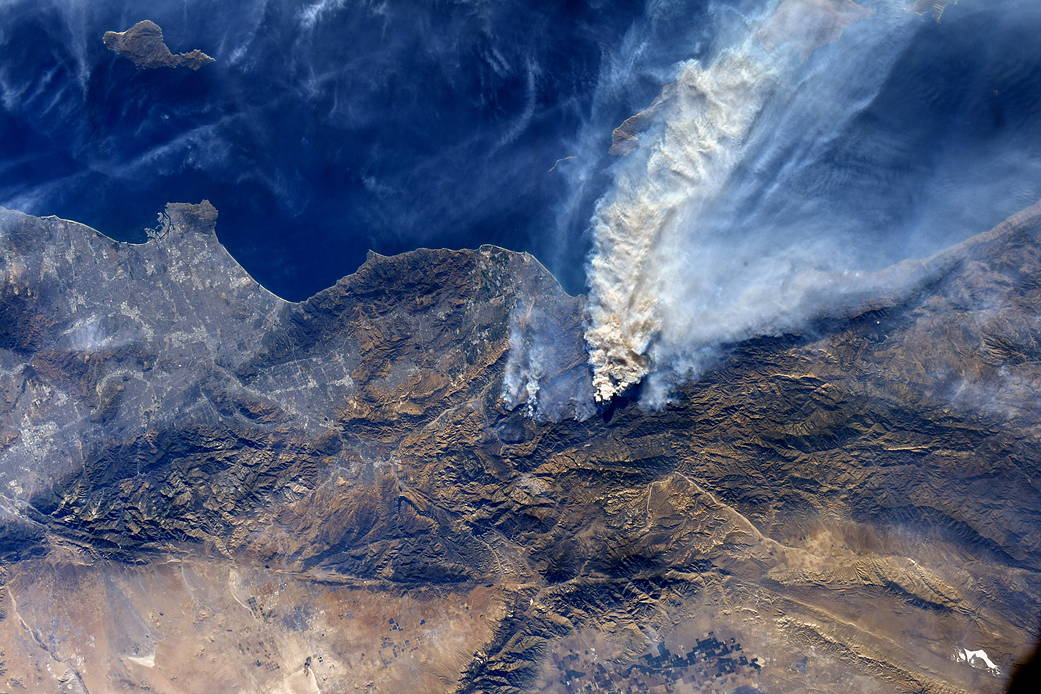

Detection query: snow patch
xmin=954 ymin=647 xmax=1000 ymax=676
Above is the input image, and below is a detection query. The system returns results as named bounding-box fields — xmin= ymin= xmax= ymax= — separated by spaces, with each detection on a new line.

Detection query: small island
xmin=103 ymin=20 xmax=214 ymax=70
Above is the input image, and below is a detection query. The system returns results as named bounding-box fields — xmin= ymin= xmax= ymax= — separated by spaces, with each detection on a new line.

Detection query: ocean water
xmin=1 ymin=0 xmax=1040 ymax=302
xmin=579 ymin=0 xmax=1041 ymax=401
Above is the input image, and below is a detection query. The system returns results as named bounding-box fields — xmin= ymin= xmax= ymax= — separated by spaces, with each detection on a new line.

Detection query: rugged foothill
xmin=0 ymin=200 xmax=1039 ymax=693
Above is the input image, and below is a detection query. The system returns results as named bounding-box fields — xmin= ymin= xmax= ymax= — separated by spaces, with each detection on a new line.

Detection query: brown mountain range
xmin=0 ymin=200 xmax=1039 ymax=692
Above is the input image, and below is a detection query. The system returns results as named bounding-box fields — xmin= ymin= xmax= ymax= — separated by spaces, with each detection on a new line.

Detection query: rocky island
xmin=103 ymin=20 xmax=214 ymax=70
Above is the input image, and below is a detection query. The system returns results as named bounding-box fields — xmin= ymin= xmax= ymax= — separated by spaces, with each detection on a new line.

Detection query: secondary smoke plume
xmin=502 ymin=294 xmax=597 ymax=422
xmin=582 ymin=0 xmax=994 ymax=404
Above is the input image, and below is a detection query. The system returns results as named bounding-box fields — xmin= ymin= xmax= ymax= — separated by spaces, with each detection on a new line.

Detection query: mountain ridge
xmin=0 ymin=200 xmax=1040 ymax=692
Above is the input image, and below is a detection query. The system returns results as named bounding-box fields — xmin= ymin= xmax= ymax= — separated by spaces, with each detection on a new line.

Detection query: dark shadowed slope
xmin=1 ymin=200 xmax=1040 ymax=692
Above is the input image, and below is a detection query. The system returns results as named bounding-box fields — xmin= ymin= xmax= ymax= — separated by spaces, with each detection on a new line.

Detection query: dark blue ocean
xmin=2 ymin=0 xmax=1041 ymax=300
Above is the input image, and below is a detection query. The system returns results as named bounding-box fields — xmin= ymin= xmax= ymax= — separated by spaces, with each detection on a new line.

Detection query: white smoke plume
xmin=583 ymin=0 xmax=946 ymax=404
xmin=502 ymin=296 xmax=597 ymax=422
xmin=502 ymin=305 xmax=547 ymax=415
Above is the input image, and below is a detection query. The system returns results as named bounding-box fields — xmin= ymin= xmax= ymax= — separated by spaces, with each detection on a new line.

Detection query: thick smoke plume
xmin=581 ymin=0 xmax=1007 ymax=405
xmin=586 ymin=0 xmax=906 ymax=403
